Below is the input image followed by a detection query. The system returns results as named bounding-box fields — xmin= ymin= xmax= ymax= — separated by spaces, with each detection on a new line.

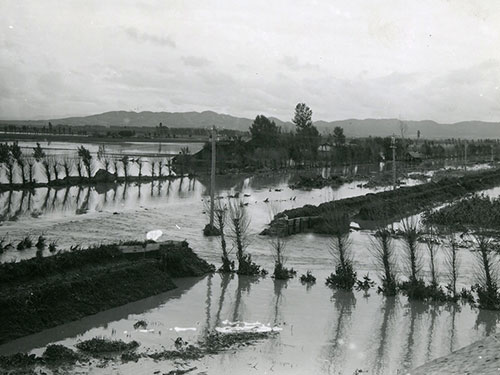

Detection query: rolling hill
xmin=1 ymin=111 xmax=499 ymax=139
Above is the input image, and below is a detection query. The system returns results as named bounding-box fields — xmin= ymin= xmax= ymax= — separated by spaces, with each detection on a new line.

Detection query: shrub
xmin=300 ymin=270 xmax=316 ymax=284
xmin=75 ymin=338 xmax=139 ymax=354
xmin=325 ymin=212 xmax=356 ymax=290
xmin=42 ymin=344 xmax=79 ymax=363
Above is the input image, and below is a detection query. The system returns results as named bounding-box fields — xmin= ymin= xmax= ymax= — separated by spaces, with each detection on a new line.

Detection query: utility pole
xmin=391 ymin=135 xmax=396 ymax=190
xmin=491 ymin=144 xmax=494 ymax=163
xmin=210 ymin=125 xmax=216 ymax=228
xmin=464 ymin=141 xmax=468 ymax=171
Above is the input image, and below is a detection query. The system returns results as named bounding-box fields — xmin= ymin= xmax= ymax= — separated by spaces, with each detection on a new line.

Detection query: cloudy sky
xmin=1 ymin=0 xmax=500 ymax=122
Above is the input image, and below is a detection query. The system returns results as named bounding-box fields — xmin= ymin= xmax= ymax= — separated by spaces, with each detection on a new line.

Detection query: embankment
xmin=267 ymin=167 xmax=500 ymax=235
xmin=0 ymin=241 xmax=213 ymax=344
xmin=410 ymin=333 xmax=500 ymax=374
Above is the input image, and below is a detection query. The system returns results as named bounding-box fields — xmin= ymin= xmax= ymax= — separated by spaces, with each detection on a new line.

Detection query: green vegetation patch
xmin=424 ymin=194 xmax=500 ymax=231
xmin=76 ymin=338 xmax=139 ymax=355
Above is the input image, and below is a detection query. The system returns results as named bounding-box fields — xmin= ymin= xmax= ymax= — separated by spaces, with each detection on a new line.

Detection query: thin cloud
xmin=124 ymin=27 xmax=175 ymax=48
xmin=182 ymin=56 xmax=211 ymax=68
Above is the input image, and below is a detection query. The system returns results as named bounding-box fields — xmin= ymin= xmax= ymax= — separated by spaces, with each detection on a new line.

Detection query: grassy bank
xmin=424 ymin=194 xmax=500 ymax=232
xmin=269 ymin=168 xmax=500 ymax=234
xmin=0 ymin=241 xmax=213 ymax=344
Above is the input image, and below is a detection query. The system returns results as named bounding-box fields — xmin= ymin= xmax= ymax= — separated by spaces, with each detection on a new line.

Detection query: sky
xmin=1 ymin=0 xmax=500 ymax=123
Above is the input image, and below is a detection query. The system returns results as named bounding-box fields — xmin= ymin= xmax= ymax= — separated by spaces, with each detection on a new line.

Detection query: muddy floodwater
xmin=1 ymin=156 xmax=499 ymax=374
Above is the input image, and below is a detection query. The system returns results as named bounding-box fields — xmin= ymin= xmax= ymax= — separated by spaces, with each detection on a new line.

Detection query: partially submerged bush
xmin=42 ymin=344 xmax=79 ymax=363
xmin=271 ymin=236 xmax=295 ymax=279
xmin=75 ymin=338 xmax=139 ymax=354
xmin=326 ymin=262 xmax=357 ymax=290
xmin=325 ymin=212 xmax=356 ymax=290
xmin=35 ymin=235 xmax=46 ymax=250
xmin=399 ymin=278 xmax=447 ymax=302
xmin=236 ymin=253 xmax=261 ymax=276
xmin=300 ymin=270 xmax=316 ymax=284
xmin=133 ymin=320 xmax=147 ymax=329
xmin=48 ymin=241 xmax=57 ymax=253
xmin=356 ymin=274 xmax=375 ymax=292
xmin=16 ymin=236 xmax=33 ymax=251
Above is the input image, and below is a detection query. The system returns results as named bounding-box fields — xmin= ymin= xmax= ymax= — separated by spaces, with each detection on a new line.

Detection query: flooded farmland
xmin=0 ymin=141 xmax=499 ymax=374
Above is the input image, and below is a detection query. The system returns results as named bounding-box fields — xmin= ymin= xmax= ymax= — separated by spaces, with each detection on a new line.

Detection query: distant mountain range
xmin=1 ymin=111 xmax=499 ymax=139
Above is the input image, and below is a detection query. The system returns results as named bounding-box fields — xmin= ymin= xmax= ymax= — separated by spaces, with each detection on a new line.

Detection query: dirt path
xmin=411 ymin=333 xmax=500 ymax=375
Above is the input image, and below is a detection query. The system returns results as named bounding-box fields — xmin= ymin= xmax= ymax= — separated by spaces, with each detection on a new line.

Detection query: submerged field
xmin=0 ymin=154 xmax=499 ymax=374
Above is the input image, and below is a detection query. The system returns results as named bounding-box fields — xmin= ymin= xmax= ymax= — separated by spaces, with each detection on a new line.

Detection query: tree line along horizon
xmin=0 ymin=102 xmax=499 ymax=185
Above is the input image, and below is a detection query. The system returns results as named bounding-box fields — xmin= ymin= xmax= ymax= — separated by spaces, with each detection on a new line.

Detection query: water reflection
xmin=0 ymin=178 xmax=206 ymax=222
xmin=373 ymin=296 xmax=397 ymax=375
xmin=0 ymin=272 xmax=498 ymax=374
xmin=231 ymin=275 xmax=260 ymax=322
xmin=322 ymin=290 xmax=357 ymax=374
xmin=215 ymin=273 xmax=233 ymax=326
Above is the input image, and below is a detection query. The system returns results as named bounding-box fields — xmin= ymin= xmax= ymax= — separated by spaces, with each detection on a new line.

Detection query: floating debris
xmin=215 ymin=321 xmax=282 ymax=334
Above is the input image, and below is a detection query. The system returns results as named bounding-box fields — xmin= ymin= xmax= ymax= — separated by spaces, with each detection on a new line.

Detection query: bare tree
xmin=425 ymin=226 xmax=439 ymax=288
xmin=42 ymin=157 xmax=52 ymax=184
xmin=401 ymin=218 xmax=422 ymax=284
xmin=150 ymin=160 xmax=156 ymax=178
xmin=210 ymin=199 xmax=232 ymax=272
xmin=158 ymin=159 xmax=163 ymax=178
xmin=122 ymin=156 xmax=130 ymax=180
xmin=444 ymin=233 xmax=460 ymax=299
xmin=62 ymin=157 xmax=74 ymax=179
xmin=370 ymin=227 xmax=397 ymax=295
xmin=77 ymin=146 xmax=93 ymax=178
xmin=51 ymin=156 xmax=60 ymax=181
xmin=229 ymin=200 xmax=259 ymax=275
xmin=325 ymin=212 xmax=356 ymax=290
xmin=136 ymin=158 xmax=143 ymax=179
xmin=473 ymin=234 xmax=500 ymax=309
xmin=75 ymin=158 xmax=83 ymax=180
xmin=113 ymin=159 xmax=119 ymax=178
xmin=26 ymin=156 xmax=36 ymax=184
xmin=102 ymin=156 xmax=111 ymax=174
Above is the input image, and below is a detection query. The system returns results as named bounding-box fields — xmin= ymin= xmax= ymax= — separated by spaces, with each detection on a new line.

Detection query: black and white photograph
xmin=1 ymin=1 xmax=500 ymax=374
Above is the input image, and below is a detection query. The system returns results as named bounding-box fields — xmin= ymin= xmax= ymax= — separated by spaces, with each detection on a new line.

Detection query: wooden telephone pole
xmin=391 ymin=135 xmax=396 ymax=190
xmin=210 ymin=126 xmax=216 ymax=227
xmin=203 ymin=125 xmax=220 ymax=236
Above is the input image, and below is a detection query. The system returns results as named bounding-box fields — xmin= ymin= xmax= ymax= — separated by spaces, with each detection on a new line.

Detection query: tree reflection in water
xmin=322 ymin=290 xmax=357 ymax=374
xmin=215 ymin=273 xmax=233 ymax=326
xmin=401 ymin=301 xmax=428 ymax=371
xmin=372 ymin=296 xmax=398 ymax=375
xmin=231 ymin=275 xmax=259 ymax=323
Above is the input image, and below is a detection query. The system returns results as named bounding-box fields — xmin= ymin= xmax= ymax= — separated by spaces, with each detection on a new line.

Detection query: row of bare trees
xmin=325 ymin=215 xmax=500 ymax=310
xmin=207 ymin=199 xmax=500 ymax=310
xmin=0 ymin=143 xmax=176 ymax=186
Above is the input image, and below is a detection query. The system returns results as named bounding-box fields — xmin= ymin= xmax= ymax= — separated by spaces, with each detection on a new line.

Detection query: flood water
xmin=0 ymin=148 xmax=499 ymax=374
